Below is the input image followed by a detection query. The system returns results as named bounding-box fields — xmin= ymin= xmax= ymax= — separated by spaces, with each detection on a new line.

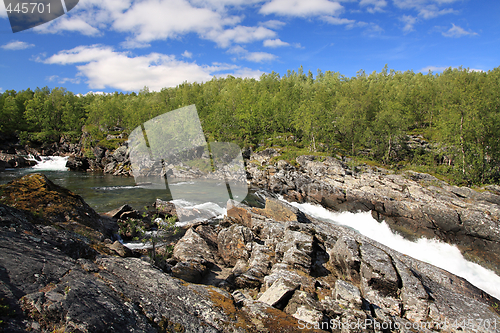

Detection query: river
xmin=2 ymin=156 xmax=500 ymax=300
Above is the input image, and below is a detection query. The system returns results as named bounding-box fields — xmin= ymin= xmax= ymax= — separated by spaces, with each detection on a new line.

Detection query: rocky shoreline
xmin=245 ymin=149 xmax=500 ymax=277
xmin=2 ymin=132 xmax=500 ymax=276
xmin=1 ymin=173 xmax=500 ymax=332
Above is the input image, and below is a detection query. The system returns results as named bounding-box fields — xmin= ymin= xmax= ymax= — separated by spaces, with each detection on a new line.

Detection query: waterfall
xmin=284 ymin=199 xmax=500 ymax=300
xmin=30 ymin=156 xmax=69 ymax=171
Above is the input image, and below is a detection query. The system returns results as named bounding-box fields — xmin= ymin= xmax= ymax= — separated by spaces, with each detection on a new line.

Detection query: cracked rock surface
xmin=246 ymin=152 xmax=500 ymax=276
xmin=1 ymin=172 xmax=499 ymax=332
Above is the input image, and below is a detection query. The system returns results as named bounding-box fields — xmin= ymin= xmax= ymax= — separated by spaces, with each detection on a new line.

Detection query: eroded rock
xmin=1 ymin=174 xmax=500 ymax=332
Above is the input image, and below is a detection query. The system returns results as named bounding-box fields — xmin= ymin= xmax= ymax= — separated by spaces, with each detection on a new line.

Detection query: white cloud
xmin=228 ymin=68 xmax=264 ymax=79
xmin=419 ymin=66 xmax=484 ymax=73
xmin=41 ymin=45 xmax=264 ymax=91
xmin=1 ymin=40 xmax=35 ymax=50
xmin=260 ymin=0 xmax=343 ymax=17
xmin=244 ymin=51 xmax=277 ymax=62
xmin=399 ymin=15 xmax=417 ymax=32
xmin=259 ymin=20 xmax=286 ymax=29
xmin=47 ymin=75 xmax=81 ymax=84
xmin=362 ymin=22 xmax=384 ymax=36
xmin=189 ymin=0 xmax=264 ymax=11
xmin=182 ymin=50 xmax=193 ymax=58
xmin=112 ymin=0 xmax=232 ymax=42
xmin=321 ymin=16 xmax=357 ymax=26
xmin=419 ymin=65 xmax=448 ymax=73
xmin=120 ymin=39 xmax=151 ymax=49
xmin=418 ymin=5 xmax=455 ymax=19
xmin=34 ymin=17 xmax=100 ymax=35
xmin=33 ymin=0 xmax=132 ymax=35
xmin=43 ymin=45 xmax=118 ymax=64
xmin=392 ymin=0 xmax=458 ymax=19
xmin=32 ymin=0 xmax=244 ymax=47
xmin=442 ymin=24 xmax=478 ymax=37
xmin=263 ymin=38 xmax=290 ymax=47
xmin=16 ymin=0 xmax=342 ymax=55
xmin=228 ymin=45 xmax=277 ymax=62
xmin=205 ymin=25 xmax=276 ymax=48
xmin=360 ymin=0 xmax=387 ymax=13
xmin=83 ymin=91 xmax=110 ymax=96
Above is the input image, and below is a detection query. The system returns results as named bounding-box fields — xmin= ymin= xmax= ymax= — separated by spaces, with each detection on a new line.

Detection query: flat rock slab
xmin=258 ymin=277 xmax=299 ymax=309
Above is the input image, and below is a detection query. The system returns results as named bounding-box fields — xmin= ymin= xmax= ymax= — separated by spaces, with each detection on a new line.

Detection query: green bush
xmin=97 ymin=138 xmax=126 ymax=150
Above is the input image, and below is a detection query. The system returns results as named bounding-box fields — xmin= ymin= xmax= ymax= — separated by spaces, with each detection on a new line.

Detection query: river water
xmin=2 ymin=156 xmax=500 ymax=300
xmin=0 ymin=156 xmax=255 ymax=214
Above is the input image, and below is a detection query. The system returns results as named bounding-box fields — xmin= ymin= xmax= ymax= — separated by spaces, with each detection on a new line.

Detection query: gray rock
xmin=171 ymin=260 xmax=209 ymax=283
xmin=233 ymin=243 xmax=272 ymax=288
xmin=247 ymin=153 xmax=500 ymax=276
xmin=112 ymin=146 xmax=128 ymax=162
xmin=359 ymin=242 xmax=400 ymax=298
xmin=217 ymin=224 xmax=253 ymax=266
xmin=104 ymin=204 xmax=134 ymax=219
xmin=2 ymin=174 xmax=500 ymax=332
xmin=107 ymin=240 xmax=134 ymax=257
xmin=173 ymin=228 xmax=214 ymax=264
xmin=258 ymin=277 xmax=299 ymax=309
xmin=335 ymin=279 xmax=362 ymax=308
xmin=328 ymin=235 xmax=362 ymax=284
xmin=104 ymin=161 xmax=117 ymax=173
xmin=284 ymin=290 xmax=325 ymax=326
xmin=392 ymin=257 xmax=429 ymax=322
xmin=171 ymin=227 xmax=215 ymax=282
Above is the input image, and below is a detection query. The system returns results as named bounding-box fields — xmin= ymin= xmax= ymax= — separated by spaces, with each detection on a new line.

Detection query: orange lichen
xmin=207 ymin=287 xmax=254 ymax=331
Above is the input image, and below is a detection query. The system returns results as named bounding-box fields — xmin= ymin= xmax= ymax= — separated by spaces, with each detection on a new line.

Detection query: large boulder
xmin=171 ymin=228 xmax=216 ymax=283
xmin=218 ymin=224 xmax=253 ymax=266
xmin=0 ymin=173 xmax=108 ymax=238
xmin=65 ymin=156 xmax=90 ymax=171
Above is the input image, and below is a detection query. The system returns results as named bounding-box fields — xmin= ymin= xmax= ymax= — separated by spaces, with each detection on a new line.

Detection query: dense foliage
xmin=1 ymin=65 xmax=500 ymax=185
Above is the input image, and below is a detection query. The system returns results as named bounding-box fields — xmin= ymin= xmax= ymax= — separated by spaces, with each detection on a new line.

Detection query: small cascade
xmin=31 ymin=156 xmax=69 ymax=171
xmin=26 ymin=154 xmax=42 ymax=162
xmin=122 ymin=198 xmax=227 ymax=249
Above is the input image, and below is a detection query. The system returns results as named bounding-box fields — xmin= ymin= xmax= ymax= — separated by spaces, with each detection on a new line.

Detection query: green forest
xmin=1 ymin=65 xmax=500 ymax=186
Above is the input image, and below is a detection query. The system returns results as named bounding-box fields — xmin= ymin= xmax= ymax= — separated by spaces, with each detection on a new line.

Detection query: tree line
xmin=1 ymin=65 xmax=500 ymax=185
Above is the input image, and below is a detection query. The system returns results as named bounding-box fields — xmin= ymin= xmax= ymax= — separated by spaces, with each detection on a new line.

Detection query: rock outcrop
xmin=1 ymin=172 xmax=500 ymax=332
xmin=0 ymin=173 xmax=110 ymax=238
xmin=0 ymin=196 xmax=319 ymax=331
xmin=246 ymin=152 xmax=500 ymax=277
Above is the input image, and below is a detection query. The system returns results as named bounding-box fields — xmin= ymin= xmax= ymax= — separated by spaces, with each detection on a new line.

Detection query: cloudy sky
xmin=1 ymin=0 xmax=498 ymax=94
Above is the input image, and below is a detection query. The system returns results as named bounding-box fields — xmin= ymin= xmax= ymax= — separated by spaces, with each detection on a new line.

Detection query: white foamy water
xmin=172 ymin=199 xmax=227 ymax=226
xmin=286 ymin=200 xmax=500 ymax=300
xmin=92 ymin=185 xmax=138 ymax=191
xmin=122 ymin=199 xmax=227 ymax=249
xmin=29 ymin=156 xmax=69 ymax=171
xmin=169 ymin=181 xmax=196 ymax=186
xmin=172 ymin=199 xmax=227 ymax=215
xmin=122 ymin=240 xmax=167 ymax=250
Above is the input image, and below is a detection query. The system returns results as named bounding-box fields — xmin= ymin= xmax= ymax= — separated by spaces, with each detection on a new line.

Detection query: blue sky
xmin=1 ymin=0 xmax=499 ymax=94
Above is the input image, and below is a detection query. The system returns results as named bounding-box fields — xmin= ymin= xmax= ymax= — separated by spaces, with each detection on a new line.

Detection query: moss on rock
xmin=0 ymin=173 xmax=105 ymax=239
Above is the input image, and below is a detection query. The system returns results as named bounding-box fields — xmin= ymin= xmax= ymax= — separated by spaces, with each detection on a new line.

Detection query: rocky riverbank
xmin=246 ymin=149 xmax=500 ymax=277
xmin=1 ymin=173 xmax=500 ymax=332
xmin=3 ymin=132 xmax=500 ymax=278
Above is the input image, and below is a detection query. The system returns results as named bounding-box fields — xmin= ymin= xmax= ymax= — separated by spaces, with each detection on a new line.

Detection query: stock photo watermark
xmin=3 ymin=0 xmax=78 ymax=32
xmin=298 ymin=318 xmax=498 ymax=331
